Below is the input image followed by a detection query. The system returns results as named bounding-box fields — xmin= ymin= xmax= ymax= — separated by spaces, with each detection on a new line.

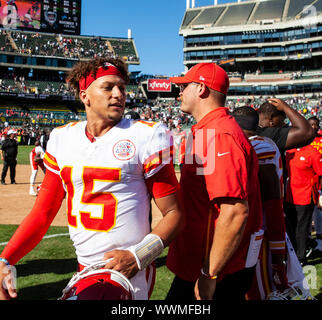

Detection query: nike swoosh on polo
xmin=217 ymin=152 xmax=230 ymax=157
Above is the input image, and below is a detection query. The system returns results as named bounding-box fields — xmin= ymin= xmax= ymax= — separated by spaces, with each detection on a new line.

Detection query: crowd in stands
xmin=127 ymin=101 xmax=195 ymax=130
xmin=0 ymin=94 xmax=321 ymax=149
xmin=0 ymin=107 xmax=84 ymax=136
xmin=2 ymin=29 xmax=138 ymax=62
xmin=0 ymin=75 xmax=74 ymax=95
xmin=128 ymin=95 xmax=322 ymax=130
xmin=0 ymin=73 xmax=140 ymax=98
xmin=226 ymin=95 xmax=322 ymax=119
xmin=0 ymin=120 xmax=51 ymax=146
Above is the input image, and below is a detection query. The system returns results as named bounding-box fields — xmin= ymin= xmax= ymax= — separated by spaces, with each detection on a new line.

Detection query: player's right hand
xmin=103 ymin=250 xmax=139 ymax=279
xmin=0 ymin=262 xmax=17 ymax=300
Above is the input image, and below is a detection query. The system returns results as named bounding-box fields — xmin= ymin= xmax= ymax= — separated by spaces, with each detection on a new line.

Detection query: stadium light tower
xmin=191 ymin=0 xmax=195 ymax=8
xmin=186 ymin=0 xmax=190 ymax=10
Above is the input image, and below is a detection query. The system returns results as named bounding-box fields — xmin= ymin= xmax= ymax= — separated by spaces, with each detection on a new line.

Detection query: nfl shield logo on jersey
xmin=113 ymin=140 xmax=136 ymax=161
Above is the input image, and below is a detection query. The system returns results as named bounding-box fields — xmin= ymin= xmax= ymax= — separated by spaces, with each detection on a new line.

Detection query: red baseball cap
xmin=169 ymin=63 xmax=229 ymax=95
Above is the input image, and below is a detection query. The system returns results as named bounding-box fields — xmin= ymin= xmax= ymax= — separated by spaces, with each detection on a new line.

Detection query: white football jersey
xmin=30 ymin=145 xmax=44 ymax=159
xmin=249 ymin=135 xmax=283 ymax=184
xmin=44 ymin=119 xmax=173 ymax=267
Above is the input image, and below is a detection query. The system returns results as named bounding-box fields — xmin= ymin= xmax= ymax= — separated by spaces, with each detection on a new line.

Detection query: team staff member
xmin=1 ymin=129 xmax=18 ymax=185
xmin=284 ymin=142 xmax=322 ymax=265
xmin=0 ymin=57 xmax=182 ymax=300
xmin=166 ymin=63 xmax=263 ymax=300
xmin=308 ymin=116 xmax=322 ymax=252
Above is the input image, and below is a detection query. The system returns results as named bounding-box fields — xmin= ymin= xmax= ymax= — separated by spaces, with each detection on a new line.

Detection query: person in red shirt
xmin=308 ymin=116 xmax=322 ymax=253
xmin=284 ymin=142 xmax=322 ymax=265
xmin=166 ymin=63 xmax=263 ymax=300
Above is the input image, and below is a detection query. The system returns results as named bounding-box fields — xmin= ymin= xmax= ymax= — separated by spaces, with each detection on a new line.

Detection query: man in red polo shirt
xmin=166 ymin=63 xmax=263 ymax=300
xmin=308 ymin=116 xmax=322 ymax=252
xmin=284 ymin=140 xmax=322 ymax=265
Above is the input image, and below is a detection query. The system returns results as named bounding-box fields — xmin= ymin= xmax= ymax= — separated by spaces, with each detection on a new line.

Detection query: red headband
xmin=78 ymin=63 xmax=125 ymax=91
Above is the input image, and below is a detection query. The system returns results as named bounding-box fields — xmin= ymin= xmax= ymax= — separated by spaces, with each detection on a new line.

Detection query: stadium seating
xmin=217 ymin=3 xmax=255 ymax=26
xmin=0 ymin=28 xmax=139 ymax=62
xmin=182 ymin=0 xmax=321 ymax=28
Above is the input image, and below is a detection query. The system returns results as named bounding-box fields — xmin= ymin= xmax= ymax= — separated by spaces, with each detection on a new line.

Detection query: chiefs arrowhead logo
xmin=112 ymin=139 xmax=136 ymax=161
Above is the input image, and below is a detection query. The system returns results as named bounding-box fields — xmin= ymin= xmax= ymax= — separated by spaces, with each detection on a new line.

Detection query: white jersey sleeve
xmin=137 ymin=121 xmax=174 ymax=179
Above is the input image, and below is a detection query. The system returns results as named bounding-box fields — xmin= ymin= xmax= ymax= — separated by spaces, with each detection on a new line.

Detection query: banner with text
xmin=147 ymin=79 xmax=172 ymax=92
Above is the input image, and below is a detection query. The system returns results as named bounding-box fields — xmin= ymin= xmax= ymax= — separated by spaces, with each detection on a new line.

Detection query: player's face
xmin=84 ymin=75 xmax=126 ymax=125
xmin=178 ymin=82 xmax=199 ymax=114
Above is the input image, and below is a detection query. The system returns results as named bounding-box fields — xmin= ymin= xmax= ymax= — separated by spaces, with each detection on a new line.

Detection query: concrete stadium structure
xmin=180 ymin=0 xmax=322 ymax=98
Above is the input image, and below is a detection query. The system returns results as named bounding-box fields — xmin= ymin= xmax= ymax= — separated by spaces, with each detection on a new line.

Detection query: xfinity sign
xmin=147 ymin=79 xmax=172 ymax=92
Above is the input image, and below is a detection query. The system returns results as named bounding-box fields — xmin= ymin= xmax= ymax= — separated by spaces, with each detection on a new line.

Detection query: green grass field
xmin=0 ymin=146 xmax=321 ymax=300
xmin=0 ymin=224 xmax=321 ymax=300
xmin=0 ymin=145 xmax=34 ymax=166
xmin=0 ymin=225 xmax=174 ymax=300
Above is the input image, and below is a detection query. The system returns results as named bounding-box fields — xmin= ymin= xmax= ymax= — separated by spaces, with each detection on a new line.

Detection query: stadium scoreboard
xmin=0 ymin=0 xmax=81 ymax=35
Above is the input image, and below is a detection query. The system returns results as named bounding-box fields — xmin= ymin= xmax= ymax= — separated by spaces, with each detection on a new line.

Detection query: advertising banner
xmin=147 ymin=79 xmax=172 ymax=92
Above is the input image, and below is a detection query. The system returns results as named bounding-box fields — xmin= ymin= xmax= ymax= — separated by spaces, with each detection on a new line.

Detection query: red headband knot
xmin=79 ymin=63 xmax=125 ymax=91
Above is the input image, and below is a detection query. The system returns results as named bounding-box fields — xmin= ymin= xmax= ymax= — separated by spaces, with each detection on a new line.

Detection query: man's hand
xmin=103 ymin=250 xmax=139 ymax=279
xmin=194 ymin=275 xmax=217 ymax=300
xmin=267 ymin=97 xmax=314 ymax=148
xmin=267 ymin=98 xmax=289 ymax=111
xmin=0 ymin=262 xmax=17 ymax=300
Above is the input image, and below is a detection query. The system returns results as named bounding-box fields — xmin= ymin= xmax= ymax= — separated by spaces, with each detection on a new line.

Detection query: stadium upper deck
xmin=180 ymin=0 xmax=322 ymax=97
xmin=0 ymin=28 xmax=139 ymax=70
xmin=0 ymin=27 xmax=141 ymax=114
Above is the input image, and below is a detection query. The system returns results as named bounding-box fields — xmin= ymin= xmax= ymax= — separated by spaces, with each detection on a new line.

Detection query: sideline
xmin=0 ymin=232 xmax=69 ymax=246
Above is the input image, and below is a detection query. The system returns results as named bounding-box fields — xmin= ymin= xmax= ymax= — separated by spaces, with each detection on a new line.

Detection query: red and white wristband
xmin=127 ymin=234 xmax=164 ymax=270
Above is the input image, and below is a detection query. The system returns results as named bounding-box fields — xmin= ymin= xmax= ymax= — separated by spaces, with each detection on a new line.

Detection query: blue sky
xmin=81 ymin=0 xmax=236 ymax=77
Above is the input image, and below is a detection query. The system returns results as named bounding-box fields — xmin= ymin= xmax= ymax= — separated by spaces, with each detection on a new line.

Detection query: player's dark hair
xmin=231 ymin=106 xmax=259 ymax=131
xmin=66 ymin=57 xmax=129 ymax=95
xmin=258 ymin=102 xmax=286 ymax=119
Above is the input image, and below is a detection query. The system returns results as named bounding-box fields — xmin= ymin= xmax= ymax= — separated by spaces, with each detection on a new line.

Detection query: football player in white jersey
xmin=0 ymin=57 xmax=182 ymax=300
xmin=29 ymin=140 xmax=45 ymax=196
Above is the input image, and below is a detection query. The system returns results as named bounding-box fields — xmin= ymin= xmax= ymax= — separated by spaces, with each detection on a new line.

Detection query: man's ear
xmin=199 ymin=83 xmax=209 ymax=98
xmin=79 ymin=90 xmax=90 ymax=106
